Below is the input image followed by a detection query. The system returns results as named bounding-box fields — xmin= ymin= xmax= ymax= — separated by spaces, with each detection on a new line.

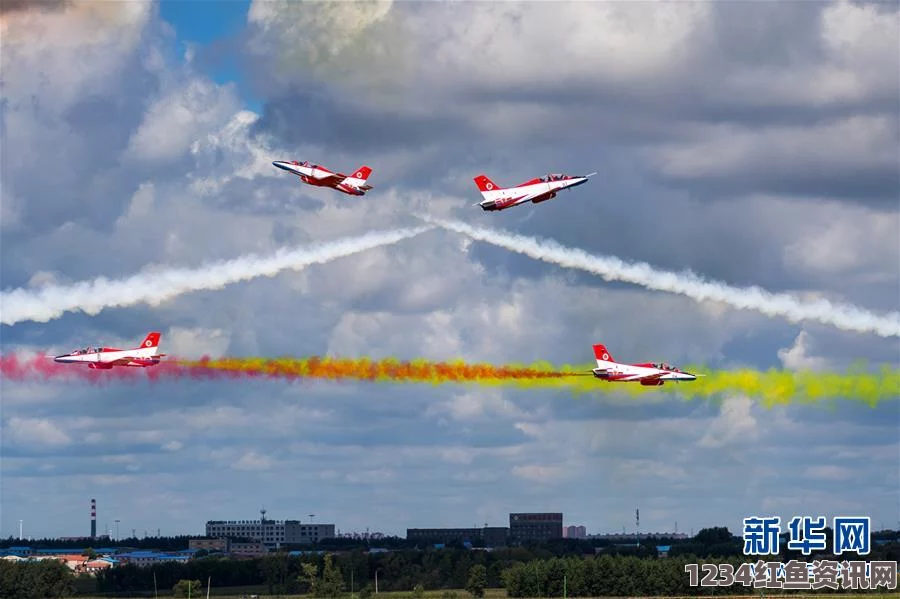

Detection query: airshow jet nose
xmin=273 ymin=160 xmax=300 ymax=173
xmin=568 ymin=178 xmax=588 ymax=188
xmin=567 ymin=173 xmax=594 ymax=189
xmin=53 ymin=354 xmax=69 ymax=363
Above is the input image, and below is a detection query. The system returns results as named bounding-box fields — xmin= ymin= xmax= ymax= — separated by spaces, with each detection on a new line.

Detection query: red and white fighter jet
xmin=590 ymin=343 xmax=700 ymax=386
xmin=53 ymin=332 xmax=166 ymax=370
xmin=272 ymin=160 xmax=374 ymax=196
xmin=473 ymin=171 xmax=595 ymax=211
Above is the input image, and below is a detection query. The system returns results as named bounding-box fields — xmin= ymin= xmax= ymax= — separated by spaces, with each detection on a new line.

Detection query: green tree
xmin=81 ymin=547 xmax=97 ymax=559
xmin=359 ymin=583 xmax=374 ymax=598
xmin=411 ymin=583 xmax=425 ymax=599
xmin=172 ymin=579 xmax=203 ymax=597
xmin=298 ymin=562 xmax=318 ymax=594
xmin=317 ymin=554 xmax=344 ymax=598
xmin=465 ymin=564 xmax=487 ymax=598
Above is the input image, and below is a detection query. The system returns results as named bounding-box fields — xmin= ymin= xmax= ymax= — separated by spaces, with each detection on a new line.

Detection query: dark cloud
xmin=0 ymin=0 xmax=70 ymax=15
xmin=248 ymin=1 xmax=898 ymax=212
xmin=251 ymin=87 xmax=473 ymax=154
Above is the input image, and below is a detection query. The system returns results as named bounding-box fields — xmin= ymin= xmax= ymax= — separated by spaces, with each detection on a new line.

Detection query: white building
xmin=205 ymin=513 xmax=336 ymax=549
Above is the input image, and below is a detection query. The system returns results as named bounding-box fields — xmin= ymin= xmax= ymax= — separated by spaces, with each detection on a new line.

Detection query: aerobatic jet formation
xmin=272 ymin=160 xmax=374 ymax=196
xmin=53 ymin=332 xmax=166 ymax=369
xmin=590 ymin=343 xmax=700 ymax=386
xmin=473 ymin=171 xmax=595 ymax=211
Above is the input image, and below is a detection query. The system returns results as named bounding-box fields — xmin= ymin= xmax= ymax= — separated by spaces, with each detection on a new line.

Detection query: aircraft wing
xmin=108 ymin=356 xmax=138 ymax=366
xmin=313 ymin=172 xmax=346 ymax=182
xmin=637 ymin=372 xmax=665 ymax=382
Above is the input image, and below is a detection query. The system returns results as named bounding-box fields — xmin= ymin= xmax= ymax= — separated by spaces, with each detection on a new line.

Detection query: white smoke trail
xmin=422 ymin=216 xmax=900 ymax=338
xmin=1 ymin=226 xmax=433 ymax=326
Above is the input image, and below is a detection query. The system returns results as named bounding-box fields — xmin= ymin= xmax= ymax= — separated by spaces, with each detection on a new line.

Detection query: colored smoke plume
xmin=0 ymin=226 xmax=432 ymax=326
xmin=421 ymin=216 xmax=900 ymax=338
xmin=1 ymin=354 xmax=896 ymax=407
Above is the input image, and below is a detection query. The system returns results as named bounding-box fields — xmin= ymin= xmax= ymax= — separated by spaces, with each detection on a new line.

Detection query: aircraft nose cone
xmin=53 ymin=355 xmax=64 ymax=363
xmin=568 ymin=177 xmax=589 ymax=188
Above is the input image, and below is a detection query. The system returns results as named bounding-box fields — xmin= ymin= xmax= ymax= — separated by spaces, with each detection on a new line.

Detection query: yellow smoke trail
xmin=175 ymin=356 xmax=899 ymax=407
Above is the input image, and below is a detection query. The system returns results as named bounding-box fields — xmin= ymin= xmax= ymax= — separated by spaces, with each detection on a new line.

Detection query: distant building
xmin=189 ymin=538 xmax=230 ymax=552
xmin=109 ymin=551 xmax=190 ymax=568
xmin=589 ymin=532 xmax=688 ymax=541
xmin=406 ymin=526 xmax=509 ymax=548
xmin=564 ymin=525 xmax=587 ymax=539
xmin=284 ymin=521 xmax=336 ymax=545
xmin=205 ymin=514 xmax=336 ymax=549
xmin=483 ymin=527 xmax=509 ymax=548
xmin=230 ymin=542 xmax=267 ymax=557
xmin=509 ymin=513 xmax=563 ymax=542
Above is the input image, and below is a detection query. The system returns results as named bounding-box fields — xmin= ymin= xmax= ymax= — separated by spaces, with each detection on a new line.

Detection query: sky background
xmin=1 ymin=0 xmax=898 ymax=540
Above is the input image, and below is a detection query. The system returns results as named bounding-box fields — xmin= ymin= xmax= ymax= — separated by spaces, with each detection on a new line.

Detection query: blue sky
xmin=1 ymin=0 xmax=898 ymax=540
xmin=159 ymin=0 xmax=261 ymax=112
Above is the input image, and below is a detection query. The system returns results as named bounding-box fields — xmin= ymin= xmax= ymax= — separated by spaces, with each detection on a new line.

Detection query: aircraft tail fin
xmin=341 ymin=166 xmax=373 ymax=190
xmin=139 ymin=332 xmax=162 ymax=354
xmin=592 ymin=343 xmax=615 ymax=365
xmin=473 ymin=175 xmax=501 ymax=199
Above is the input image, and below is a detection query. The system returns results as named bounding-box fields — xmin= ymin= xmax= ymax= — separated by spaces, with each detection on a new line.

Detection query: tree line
xmin=1 ymin=528 xmax=896 ymax=597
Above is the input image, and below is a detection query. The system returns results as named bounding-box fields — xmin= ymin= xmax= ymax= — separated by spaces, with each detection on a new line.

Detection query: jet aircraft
xmin=53 ymin=332 xmax=166 ymax=369
xmin=473 ymin=171 xmax=594 ymax=211
xmin=590 ymin=343 xmax=700 ymax=386
xmin=272 ymin=160 xmax=374 ymax=196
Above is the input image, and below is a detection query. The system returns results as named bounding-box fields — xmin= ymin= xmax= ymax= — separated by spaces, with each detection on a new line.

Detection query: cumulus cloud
xmin=698 ymin=397 xmax=759 ymax=449
xmin=126 ymin=79 xmax=242 ymax=163
xmin=4 ymin=417 xmax=72 ymax=448
xmin=777 ymin=331 xmax=832 ymax=372
xmin=1 ymin=0 xmax=897 ymax=539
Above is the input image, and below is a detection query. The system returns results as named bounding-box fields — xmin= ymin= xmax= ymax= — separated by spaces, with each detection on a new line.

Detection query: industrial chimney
xmin=91 ymin=498 xmax=96 ymax=539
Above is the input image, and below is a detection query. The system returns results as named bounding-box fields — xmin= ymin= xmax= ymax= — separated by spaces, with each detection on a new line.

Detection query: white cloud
xmin=511 ymin=464 xmax=568 ymax=483
xmin=782 ymin=207 xmax=899 ymax=282
xmin=4 ymin=417 xmax=71 ymax=447
xmin=166 ymin=327 xmax=231 ymax=359
xmin=805 ymin=465 xmax=854 ymax=482
xmin=126 ymin=79 xmax=240 ymax=163
xmin=234 ymin=451 xmax=275 ymax=471
xmin=777 ymin=331 xmax=831 ymax=372
xmin=1 ymin=2 xmax=152 ymax=112
xmin=648 ymin=115 xmax=897 ymax=181
xmin=698 ymin=396 xmax=759 ymax=449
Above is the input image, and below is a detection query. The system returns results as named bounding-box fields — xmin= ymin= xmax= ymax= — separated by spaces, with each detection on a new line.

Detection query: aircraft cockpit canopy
xmin=653 ymin=362 xmax=676 ymax=371
xmin=72 ymin=346 xmax=96 ymax=355
xmin=542 ymin=173 xmax=567 ymax=182
xmin=291 ymin=160 xmax=313 ymax=167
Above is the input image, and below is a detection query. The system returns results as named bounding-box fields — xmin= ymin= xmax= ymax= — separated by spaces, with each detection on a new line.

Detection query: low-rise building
xmin=231 ymin=542 xmax=267 ymax=557
xmin=117 ymin=551 xmax=191 ymax=567
xmin=406 ymin=526 xmax=509 ymax=548
xmin=206 ymin=514 xmax=336 ymax=549
xmin=189 ymin=538 xmax=231 ymax=552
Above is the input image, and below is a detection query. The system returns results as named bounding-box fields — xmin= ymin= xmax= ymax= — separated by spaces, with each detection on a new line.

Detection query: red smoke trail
xmin=0 ymin=354 xmax=575 ymax=386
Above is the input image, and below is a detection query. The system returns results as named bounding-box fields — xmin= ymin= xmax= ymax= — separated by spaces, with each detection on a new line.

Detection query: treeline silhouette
xmin=1 ymin=528 xmax=897 ymax=597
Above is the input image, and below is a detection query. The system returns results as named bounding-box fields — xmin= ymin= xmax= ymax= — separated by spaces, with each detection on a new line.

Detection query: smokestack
xmin=91 ymin=498 xmax=96 ymax=539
